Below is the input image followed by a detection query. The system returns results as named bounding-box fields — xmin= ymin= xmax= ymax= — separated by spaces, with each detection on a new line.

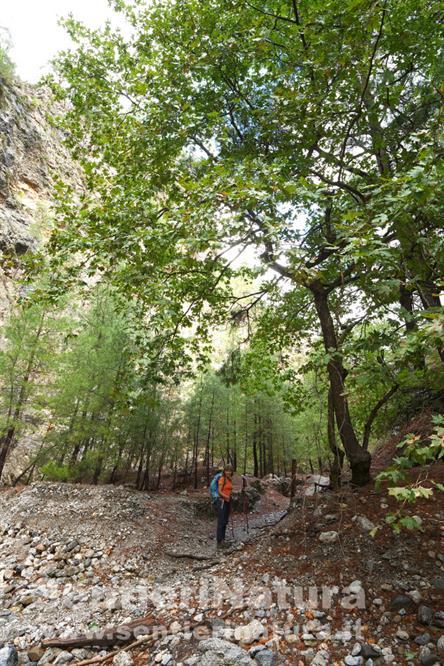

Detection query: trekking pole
xmin=230 ymin=502 xmax=235 ymax=539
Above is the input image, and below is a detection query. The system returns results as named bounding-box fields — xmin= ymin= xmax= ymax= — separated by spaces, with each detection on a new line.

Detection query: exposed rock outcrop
xmin=0 ymin=79 xmax=80 ymax=259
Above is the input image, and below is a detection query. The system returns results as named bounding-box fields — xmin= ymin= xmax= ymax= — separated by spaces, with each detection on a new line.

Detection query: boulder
xmin=254 ymin=650 xmax=281 ymax=666
xmin=234 ymin=620 xmax=266 ymax=644
xmin=197 ymin=638 xmax=254 ymax=666
xmin=0 ymin=646 xmax=18 ymax=666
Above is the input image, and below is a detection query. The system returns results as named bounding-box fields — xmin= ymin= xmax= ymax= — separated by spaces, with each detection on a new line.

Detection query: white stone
xmin=395 ymin=629 xmax=409 ymax=641
xmin=408 ymin=590 xmax=422 ymax=604
xmin=311 ymin=651 xmax=329 ymax=666
xmin=112 ymin=652 xmax=133 ymax=666
xmin=198 ymin=638 xmax=254 ymax=666
xmin=234 ymin=620 xmax=265 ymax=644
xmin=319 ymin=531 xmax=339 ymax=544
xmin=351 ymin=642 xmax=361 ymax=656
xmin=344 ymin=657 xmax=362 ymax=666
xmin=355 ymin=516 xmax=375 ymax=532
xmin=349 ymin=580 xmax=363 ymax=594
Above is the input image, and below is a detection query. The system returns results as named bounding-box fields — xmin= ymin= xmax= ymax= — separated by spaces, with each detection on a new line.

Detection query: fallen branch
xmin=41 ymin=614 xmax=157 ymax=648
xmin=41 ymin=614 xmax=212 ymax=650
xmin=73 ymin=635 xmax=154 ymax=666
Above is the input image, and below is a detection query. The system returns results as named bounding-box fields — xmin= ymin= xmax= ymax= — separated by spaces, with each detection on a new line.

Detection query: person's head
xmin=224 ymin=465 xmax=233 ymax=479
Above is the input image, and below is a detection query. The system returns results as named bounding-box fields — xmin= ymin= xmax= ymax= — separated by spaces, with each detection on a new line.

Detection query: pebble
xmin=26 ymin=649 xmax=44 ymax=663
xmin=418 ymin=605 xmax=433 ymax=626
xmin=311 ymin=651 xmax=329 ymax=666
xmin=390 ymin=594 xmax=414 ymax=611
xmin=319 ymin=531 xmax=339 ymax=543
xmin=354 ymin=516 xmax=375 ymax=532
xmin=349 ymin=580 xmax=363 ymax=594
xmin=112 ymin=653 xmax=133 ymax=666
xmin=254 ymin=650 xmax=280 ymax=666
xmin=408 ymin=589 xmax=422 ymax=604
xmin=414 ymin=633 xmax=431 ymax=645
xmin=360 ymin=645 xmax=381 ymax=659
xmin=395 ymin=629 xmax=409 ymax=641
xmin=419 ymin=647 xmax=441 ymax=666
xmin=381 ymin=583 xmax=393 ymax=591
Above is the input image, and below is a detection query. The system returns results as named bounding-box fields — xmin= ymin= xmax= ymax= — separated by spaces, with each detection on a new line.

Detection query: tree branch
xmin=362 ymin=384 xmax=399 ymax=450
xmin=247 ymin=2 xmax=298 ymax=25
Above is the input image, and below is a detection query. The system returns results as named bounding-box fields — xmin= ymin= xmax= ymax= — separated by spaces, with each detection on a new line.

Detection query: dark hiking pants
xmin=217 ymin=499 xmax=230 ymax=542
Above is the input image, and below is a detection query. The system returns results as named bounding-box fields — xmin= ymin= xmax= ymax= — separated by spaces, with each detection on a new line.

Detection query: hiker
xmin=215 ymin=465 xmax=233 ymax=547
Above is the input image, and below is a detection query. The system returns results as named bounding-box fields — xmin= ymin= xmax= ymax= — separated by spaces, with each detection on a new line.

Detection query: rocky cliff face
xmin=0 ymin=79 xmax=80 ymax=258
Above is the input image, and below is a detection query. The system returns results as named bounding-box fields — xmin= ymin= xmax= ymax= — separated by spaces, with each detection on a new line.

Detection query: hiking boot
xmin=216 ymin=541 xmax=229 ymax=549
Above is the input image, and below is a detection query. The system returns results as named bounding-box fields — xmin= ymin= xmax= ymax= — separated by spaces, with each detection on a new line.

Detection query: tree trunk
xmin=290 ymin=458 xmax=298 ymax=503
xmin=243 ymin=402 xmax=248 ymax=475
xmin=204 ymin=390 xmax=215 ymax=485
xmin=327 ymin=387 xmax=344 ymax=489
xmin=0 ymin=314 xmax=45 ymax=480
xmin=311 ymin=284 xmax=371 ymax=485
xmin=0 ymin=427 xmax=16 ymax=480
xmin=266 ymin=417 xmax=274 ymax=475
xmin=136 ymin=448 xmax=144 ymax=489
xmin=258 ymin=413 xmax=264 ymax=478
xmin=232 ymin=417 xmax=237 ymax=471
xmin=156 ymin=454 xmax=164 ymax=490
xmin=193 ymin=390 xmax=203 ymax=490
xmin=252 ymin=411 xmax=259 ymax=478
xmin=142 ymin=434 xmax=153 ymax=491
xmin=92 ymin=450 xmax=104 ymax=485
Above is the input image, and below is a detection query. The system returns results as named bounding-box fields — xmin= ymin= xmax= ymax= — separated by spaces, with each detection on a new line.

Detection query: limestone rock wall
xmin=0 ymin=79 xmax=81 ymax=258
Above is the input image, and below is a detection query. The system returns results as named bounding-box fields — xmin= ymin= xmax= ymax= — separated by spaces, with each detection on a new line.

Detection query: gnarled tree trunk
xmin=311 ymin=282 xmax=371 ymax=486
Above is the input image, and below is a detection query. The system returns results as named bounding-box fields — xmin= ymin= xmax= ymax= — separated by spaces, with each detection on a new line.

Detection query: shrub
xmin=40 ymin=461 xmax=72 ymax=482
xmin=375 ymin=416 xmax=444 ymax=532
